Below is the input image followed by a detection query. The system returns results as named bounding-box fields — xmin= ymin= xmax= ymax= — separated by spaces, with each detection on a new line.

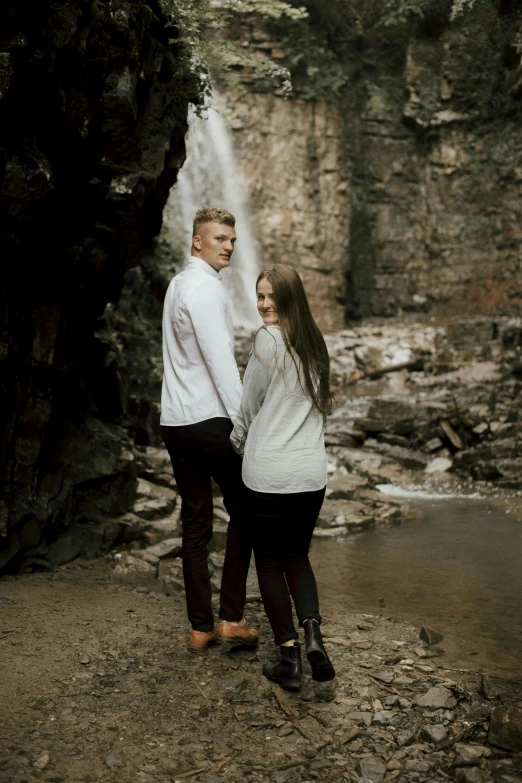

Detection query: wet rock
xmin=488 ymin=706 xmax=522 ymax=751
xmin=420 ymin=625 xmax=443 ymax=645
xmin=421 ymin=724 xmax=447 ymax=744
xmin=482 ymin=674 xmax=522 ymax=702
xmin=416 ymin=685 xmax=457 ymax=709
xmin=355 ymin=759 xmax=386 ymax=781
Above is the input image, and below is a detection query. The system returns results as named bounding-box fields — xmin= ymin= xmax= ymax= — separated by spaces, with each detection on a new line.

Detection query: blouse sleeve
xmin=230 ymin=328 xmax=278 ymax=455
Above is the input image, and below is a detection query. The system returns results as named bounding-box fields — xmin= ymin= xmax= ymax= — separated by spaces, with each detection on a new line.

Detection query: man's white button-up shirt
xmin=160 ymin=256 xmax=243 ymax=426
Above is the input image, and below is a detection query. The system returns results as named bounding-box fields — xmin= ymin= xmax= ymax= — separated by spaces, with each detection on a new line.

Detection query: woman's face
xmin=257 ymin=278 xmax=278 ymax=325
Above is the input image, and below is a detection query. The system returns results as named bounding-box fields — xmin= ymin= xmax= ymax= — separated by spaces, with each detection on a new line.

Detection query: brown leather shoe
xmin=188 ymin=627 xmax=217 ymax=653
xmin=216 ymin=618 xmax=259 ymax=647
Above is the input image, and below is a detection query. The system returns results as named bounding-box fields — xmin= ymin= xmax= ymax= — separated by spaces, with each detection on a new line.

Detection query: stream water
xmin=311 ymin=497 xmax=522 ymax=679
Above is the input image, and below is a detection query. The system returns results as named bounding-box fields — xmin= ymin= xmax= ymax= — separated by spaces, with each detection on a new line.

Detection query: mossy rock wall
xmin=0 ymin=0 xmax=197 ymax=572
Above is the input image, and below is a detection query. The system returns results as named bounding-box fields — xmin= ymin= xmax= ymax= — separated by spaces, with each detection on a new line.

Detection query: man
xmin=160 ymin=207 xmax=258 ymax=652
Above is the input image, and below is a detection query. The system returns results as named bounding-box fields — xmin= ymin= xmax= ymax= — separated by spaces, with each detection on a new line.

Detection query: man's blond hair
xmin=192 ymin=207 xmax=236 ymax=237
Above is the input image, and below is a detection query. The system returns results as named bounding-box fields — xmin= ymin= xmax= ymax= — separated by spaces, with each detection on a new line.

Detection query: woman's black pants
xmin=245 ymin=486 xmax=325 ymax=645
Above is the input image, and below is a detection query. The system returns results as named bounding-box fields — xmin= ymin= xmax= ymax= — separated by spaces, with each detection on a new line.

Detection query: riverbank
xmin=1 ymin=557 xmax=522 ymax=783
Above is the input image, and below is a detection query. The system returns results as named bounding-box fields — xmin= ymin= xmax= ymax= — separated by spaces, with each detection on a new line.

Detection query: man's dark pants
xmin=161 ymin=417 xmax=251 ymax=632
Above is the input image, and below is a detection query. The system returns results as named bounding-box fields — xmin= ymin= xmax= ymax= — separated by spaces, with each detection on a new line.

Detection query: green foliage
xmin=377 ymin=0 xmax=454 ymax=27
xmin=450 ymin=0 xmax=477 ymax=21
xmin=159 ymin=0 xmax=496 ymax=106
xmin=212 ymin=0 xmax=308 ymax=22
xmin=159 ymin=0 xmax=307 ymax=101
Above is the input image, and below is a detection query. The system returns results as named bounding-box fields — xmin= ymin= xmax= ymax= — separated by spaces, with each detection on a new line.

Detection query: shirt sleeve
xmin=230 ymin=328 xmax=278 ymax=455
xmin=186 ymin=279 xmax=243 ymax=422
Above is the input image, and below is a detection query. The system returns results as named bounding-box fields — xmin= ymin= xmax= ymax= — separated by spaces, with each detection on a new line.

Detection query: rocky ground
xmin=1 ymin=314 xmax=521 ymax=782
xmin=2 ymin=555 xmax=522 ymax=783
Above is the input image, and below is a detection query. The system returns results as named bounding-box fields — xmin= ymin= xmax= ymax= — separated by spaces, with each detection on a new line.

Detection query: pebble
xmin=33 ymin=751 xmax=50 ymax=770
xmin=355 ymin=759 xmax=386 ymax=782
xmin=416 ymin=685 xmax=457 ymax=709
xmin=421 ymin=724 xmax=448 ymax=744
xmin=398 ymin=729 xmax=417 ymax=746
xmin=105 ymin=754 xmax=125 ymax=768
xmin=340 ymin=727 xmax=360 ymax=744
xmin=372 ymin=670 xmax=394 ymax=684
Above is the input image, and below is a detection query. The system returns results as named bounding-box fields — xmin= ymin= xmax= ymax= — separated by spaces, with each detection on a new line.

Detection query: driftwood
xmin=269 ymin=682 xmax=297 ymax=717
xmin=174 ymin=768 xmax=207 ymax=779
xmin=439 ymin=418 xmax=464 ymax=449
xmin=351 ymin=356 xmax=425 ymax=383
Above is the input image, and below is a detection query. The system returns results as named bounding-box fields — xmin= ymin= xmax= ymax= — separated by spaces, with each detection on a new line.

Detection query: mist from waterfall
xmin=162 ymin=100 xmax=261 ymax=328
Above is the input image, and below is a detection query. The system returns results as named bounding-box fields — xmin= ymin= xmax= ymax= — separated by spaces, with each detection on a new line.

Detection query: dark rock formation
xmin=0 ymin=0 xmax=200 ymax=572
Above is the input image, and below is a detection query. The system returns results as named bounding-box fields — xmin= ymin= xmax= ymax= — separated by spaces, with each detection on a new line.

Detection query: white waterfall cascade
xmin=161 ymin=101 xmax=261 ymax=328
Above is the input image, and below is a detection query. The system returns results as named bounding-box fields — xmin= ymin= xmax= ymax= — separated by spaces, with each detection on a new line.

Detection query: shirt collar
xmin=187 ymin=255 xmax=221 ymax=280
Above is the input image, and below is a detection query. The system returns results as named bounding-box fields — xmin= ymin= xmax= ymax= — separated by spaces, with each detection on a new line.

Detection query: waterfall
xmin=161 ymin=99 xmax=261 ymax=328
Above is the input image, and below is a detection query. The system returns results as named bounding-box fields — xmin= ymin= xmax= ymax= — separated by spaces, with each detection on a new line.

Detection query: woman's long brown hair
xmin=256 ymin=265 xmax=334 ymax=421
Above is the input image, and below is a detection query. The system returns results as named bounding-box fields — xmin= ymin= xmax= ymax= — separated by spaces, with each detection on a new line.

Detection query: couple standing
xmin=160 ymin=207 xmax=335 ymax=690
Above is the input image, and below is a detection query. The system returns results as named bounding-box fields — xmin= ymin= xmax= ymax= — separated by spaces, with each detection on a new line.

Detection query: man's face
xmin=192 ymin=221 xmax=237 ymax=272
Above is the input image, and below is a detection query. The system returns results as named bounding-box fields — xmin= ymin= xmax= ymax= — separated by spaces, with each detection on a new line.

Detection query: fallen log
xmin=351 ymin=357 xmax=426 ymax=383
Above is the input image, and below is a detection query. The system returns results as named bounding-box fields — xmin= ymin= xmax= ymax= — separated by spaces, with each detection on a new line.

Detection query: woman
xmin=231 ymin=264 xmax=335 ymax=690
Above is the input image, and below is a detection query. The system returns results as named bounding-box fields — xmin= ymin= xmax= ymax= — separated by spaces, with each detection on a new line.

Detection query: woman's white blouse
xmin=230 ymin=326 xmax=327 ymax=494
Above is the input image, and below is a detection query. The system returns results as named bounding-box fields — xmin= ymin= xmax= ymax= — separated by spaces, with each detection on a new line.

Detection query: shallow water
xmin=311 ymin=498 xmax=522 ymax=678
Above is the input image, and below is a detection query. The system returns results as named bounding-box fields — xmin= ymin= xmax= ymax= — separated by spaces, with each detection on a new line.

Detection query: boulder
xmin=488 ymin=706 xmax=522 ymax=751
xmin=453 ymin=744 xmax=491 ymax=766
xmin=420 ymin=625 xmax=443 ymax=645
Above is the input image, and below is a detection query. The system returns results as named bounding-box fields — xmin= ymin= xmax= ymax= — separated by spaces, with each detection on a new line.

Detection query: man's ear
xmin=193 ymin=234 xmax=202 ymax=251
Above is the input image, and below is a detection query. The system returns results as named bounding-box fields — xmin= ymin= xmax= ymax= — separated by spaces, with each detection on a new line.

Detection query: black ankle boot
xmin=304 ymin=619 xmax=335 ymax=682
xmin=262 ymin=642 xmax=302 ymax=691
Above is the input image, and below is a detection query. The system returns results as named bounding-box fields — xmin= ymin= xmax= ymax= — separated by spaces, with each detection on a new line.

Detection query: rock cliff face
xmin=0 ymin=0 xmax=197 ymax=572
xmin=224 ymin=93 xmax=350 ymax=332
xmin=222 ymin=4 xmax=522 ymax=325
